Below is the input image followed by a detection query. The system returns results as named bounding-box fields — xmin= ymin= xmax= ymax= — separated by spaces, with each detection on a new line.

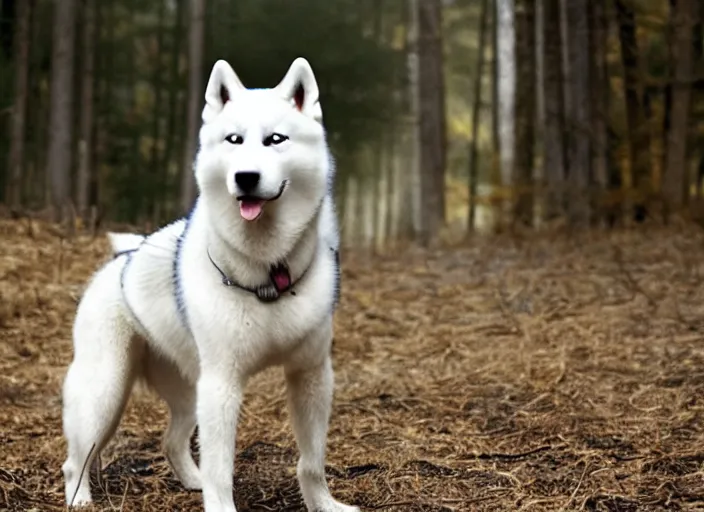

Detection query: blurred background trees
xmin=0 ymin=0 xmax=702 ymax=248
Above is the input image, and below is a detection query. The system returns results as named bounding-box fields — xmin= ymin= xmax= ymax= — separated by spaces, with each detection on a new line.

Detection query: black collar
xmin=206 ymin=248 xmax=311 ymax=303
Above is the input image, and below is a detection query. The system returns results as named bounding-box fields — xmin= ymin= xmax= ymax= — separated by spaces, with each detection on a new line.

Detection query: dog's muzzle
xmin=235 ymin=180 xmax=288 ymax=221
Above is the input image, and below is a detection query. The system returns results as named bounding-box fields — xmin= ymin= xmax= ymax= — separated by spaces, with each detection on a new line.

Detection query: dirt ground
xmin=1 ymin=219 xmax=704 ymax=511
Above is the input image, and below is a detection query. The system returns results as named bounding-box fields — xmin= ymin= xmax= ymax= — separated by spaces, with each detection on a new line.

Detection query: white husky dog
xmin=60 ymin=58 xmax=358 ymax=512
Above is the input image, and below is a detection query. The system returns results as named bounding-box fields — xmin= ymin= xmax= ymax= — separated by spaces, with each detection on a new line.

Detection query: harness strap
xmin=118 ymin=242 xmax=153 ymax=340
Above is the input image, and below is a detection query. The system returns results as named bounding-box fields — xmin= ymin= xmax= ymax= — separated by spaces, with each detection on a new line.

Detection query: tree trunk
xmin=29 ymin=0 xmax=47 ymax=209
xmin=93 ymin=0 xmax=115 ymax=222
xmin=163 ymin=0 xmax=186 ymax=220
xmin=125 ymin=0 xmax=142 ymax=224
xmin=433 ymin=0 xmax=447 ymax=222
xmin=664 ymin=0 xmax=694 ymax=217
xmin=416 ymin=0 xmax=446 ymax=246
xmin=0 ymin=0 xmax=14 ymax=60
xmin=384 ymin=130 xmax=397 ymax=243
xmin=407 ymin=0 xmax=423 ymax=239
xmin=497 ymin=0 xmax=516 ymax=228
xmin=344 ymin=174 xmax=359 ymax=247
xmin=467 ymin=0 xmax=489 ymax=233
xmin=372 ymin=2 xmax=384 ymax=251
xmin=535 ymin=0 xmax=544 ymax=137
xmin=690 ymin=1 xmax=703 ymax=199
xmin=46 ymin=0 xmax=77 ymax=223
xmin=362 ymin=171 xmax=374 ymax=251
xmin=354 ymin=170 xmax=366 ymax=245
xmin=513 ymin=0 xmax=536 ymax=226
xmin=376 ymin=141 xmax=389 ymax=251
xmin=181 ymin=0 xmax=206 ymax=214
xmin=542 ymin=0 xmax=566 ymax=221
xmin=660 ymin=3 xmax=672 ymax=184
xmin=565 ymin=0 xmax=590 ymax=227
xmin=76 ymin=0 xmax=96 ymax=222
xmin=614 ymin=0 xmax=650 ymax=222
xmin=589 ymin=0 xmax=609 ymax=223
xmin=149 ymin=0 xmax=167 ymax=223
xmin=490 ymin=1 xmax=502 ymax=230
xmin=5 ymin=0 xmax=33 ymax=209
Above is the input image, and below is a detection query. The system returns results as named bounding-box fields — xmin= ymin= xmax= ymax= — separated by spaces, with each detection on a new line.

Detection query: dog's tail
xmin=107 ymin=232 xmax=146 ymax=257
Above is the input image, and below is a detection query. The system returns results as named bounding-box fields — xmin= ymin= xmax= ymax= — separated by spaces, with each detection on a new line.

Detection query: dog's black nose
xmin=234 ymin=171 xmax=260 ymax=193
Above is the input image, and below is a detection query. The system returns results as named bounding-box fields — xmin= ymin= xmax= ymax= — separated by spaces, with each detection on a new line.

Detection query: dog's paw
xmin=66 ymin=497 xmax=93 ymax=508
xmin=65 ymin=487 xmax=93 ymax=508
xmin=182 ymin=479 xmax=203 ymax=491
xmin=170 ymin=461 xmax=202 ymax=490
xmin=177 ymin=470 xmax=202 ymax=491
xmin=313 ymin=501 xmax=360 ymax=512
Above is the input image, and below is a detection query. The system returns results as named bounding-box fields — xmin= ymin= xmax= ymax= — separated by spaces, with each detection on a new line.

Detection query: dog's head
xmin=195 ymin=58 xmax=329 ymax=231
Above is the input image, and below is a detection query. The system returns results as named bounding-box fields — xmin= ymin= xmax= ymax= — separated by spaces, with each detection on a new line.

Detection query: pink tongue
xmin=240 ymin=199 xmax=264 ymax=221
xmin=272 ymin=269 xmax=291 ymax=291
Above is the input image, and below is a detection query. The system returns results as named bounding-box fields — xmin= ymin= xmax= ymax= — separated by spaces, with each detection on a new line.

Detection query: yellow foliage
xmin=449 ymin=116 xmax=472 ymax=141
xmin=448 ymin=110 xmax=492 ymax=146
xmin=390 ymin=24 xmax=406 ymax=51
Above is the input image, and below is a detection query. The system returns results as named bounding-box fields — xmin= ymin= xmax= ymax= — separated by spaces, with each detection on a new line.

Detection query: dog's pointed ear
xmin=273 ymin=57 xmax=323 ymax=123
xmin=202 ymin=60 xmax=245 ymax=123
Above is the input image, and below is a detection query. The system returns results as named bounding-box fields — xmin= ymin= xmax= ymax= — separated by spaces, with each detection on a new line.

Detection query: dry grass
xmin=2 ymin=218 xmax=704 ymax=511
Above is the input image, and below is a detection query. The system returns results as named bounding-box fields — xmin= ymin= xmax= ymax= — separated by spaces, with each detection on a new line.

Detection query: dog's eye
xmin=225 ymin=133 xmax=244 ymax=145
xmin=263 ymin=133 xmax=289 ymax=147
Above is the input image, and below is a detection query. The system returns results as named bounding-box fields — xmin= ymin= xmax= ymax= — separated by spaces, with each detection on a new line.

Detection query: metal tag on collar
xmin=256 ymin=284 xmax=281 ymax=302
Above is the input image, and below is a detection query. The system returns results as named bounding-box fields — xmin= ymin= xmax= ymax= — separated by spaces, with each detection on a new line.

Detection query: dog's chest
xmin=183 ymin=259 xmax=334 ymax=367
xmin=213 ymin=278 xmax=329 ymax=336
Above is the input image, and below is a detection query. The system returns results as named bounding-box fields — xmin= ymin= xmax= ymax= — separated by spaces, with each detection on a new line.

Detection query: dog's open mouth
xmin=237 ymin=180 xmax=288 ymax=221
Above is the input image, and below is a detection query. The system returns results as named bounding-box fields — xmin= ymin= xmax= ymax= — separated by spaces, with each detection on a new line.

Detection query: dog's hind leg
xmin=61 ymin=312 xmax=141 ymax=507
xmin=144 ymin=351 xmax=201 ymax=490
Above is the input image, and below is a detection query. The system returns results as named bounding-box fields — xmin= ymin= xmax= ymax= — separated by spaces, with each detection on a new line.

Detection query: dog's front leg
xmin=196 ymin=369 xmax=244 ymax=512
xmin=285 ymin=350 xmax=360 ymax=512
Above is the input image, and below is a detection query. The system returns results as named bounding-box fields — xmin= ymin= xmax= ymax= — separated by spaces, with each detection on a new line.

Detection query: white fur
xmin=106 ymin=232 xmax=146 ymax=254
xmin=61 ymin=58 xmax=357 ymax=512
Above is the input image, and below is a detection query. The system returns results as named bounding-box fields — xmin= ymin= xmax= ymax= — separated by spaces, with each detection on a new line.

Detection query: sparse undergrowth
xmin=1 ymin=219 xmax=704 ymax=511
